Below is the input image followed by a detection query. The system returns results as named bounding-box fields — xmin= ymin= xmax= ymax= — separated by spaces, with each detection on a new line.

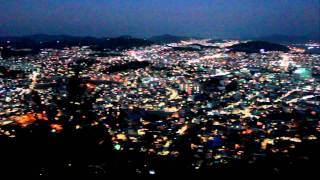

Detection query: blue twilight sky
xmin=0 ymin=0 xmax=319 ymax=38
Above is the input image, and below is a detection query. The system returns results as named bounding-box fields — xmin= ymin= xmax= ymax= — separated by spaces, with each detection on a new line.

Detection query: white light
xmin=149 ymin=170 xmax=156 ymax=175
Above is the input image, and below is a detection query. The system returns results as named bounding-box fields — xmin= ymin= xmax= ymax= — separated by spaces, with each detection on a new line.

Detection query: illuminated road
xmin=275 ymin=89 xmax=299 ymax=102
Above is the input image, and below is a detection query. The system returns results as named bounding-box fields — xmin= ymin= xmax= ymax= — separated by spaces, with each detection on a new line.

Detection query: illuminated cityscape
xmin=0 ymin=0 xmax=319 ymax=178
xmin=1 ymin=37 xmax=320 ymax=177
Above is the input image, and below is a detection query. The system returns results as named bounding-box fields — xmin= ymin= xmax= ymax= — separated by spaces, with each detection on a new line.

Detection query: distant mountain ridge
xmin=0 ymin=34 xmax=152 ymax=44
xmin=0 ymin=33 xmax=205 ymax=54
xmin=148 ymin=34 xmax=202 ymax=44
xmin=1 ymin=33 xmax=318 ymax=44
xmin=0 ymin=34 xmax=152 ymax=58
xmin=1 ymin=33 xmax=315 ymax=58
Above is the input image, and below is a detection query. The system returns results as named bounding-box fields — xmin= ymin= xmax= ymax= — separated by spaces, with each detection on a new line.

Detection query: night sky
xmin=0 ymin=0 xmax=319 ymax=38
